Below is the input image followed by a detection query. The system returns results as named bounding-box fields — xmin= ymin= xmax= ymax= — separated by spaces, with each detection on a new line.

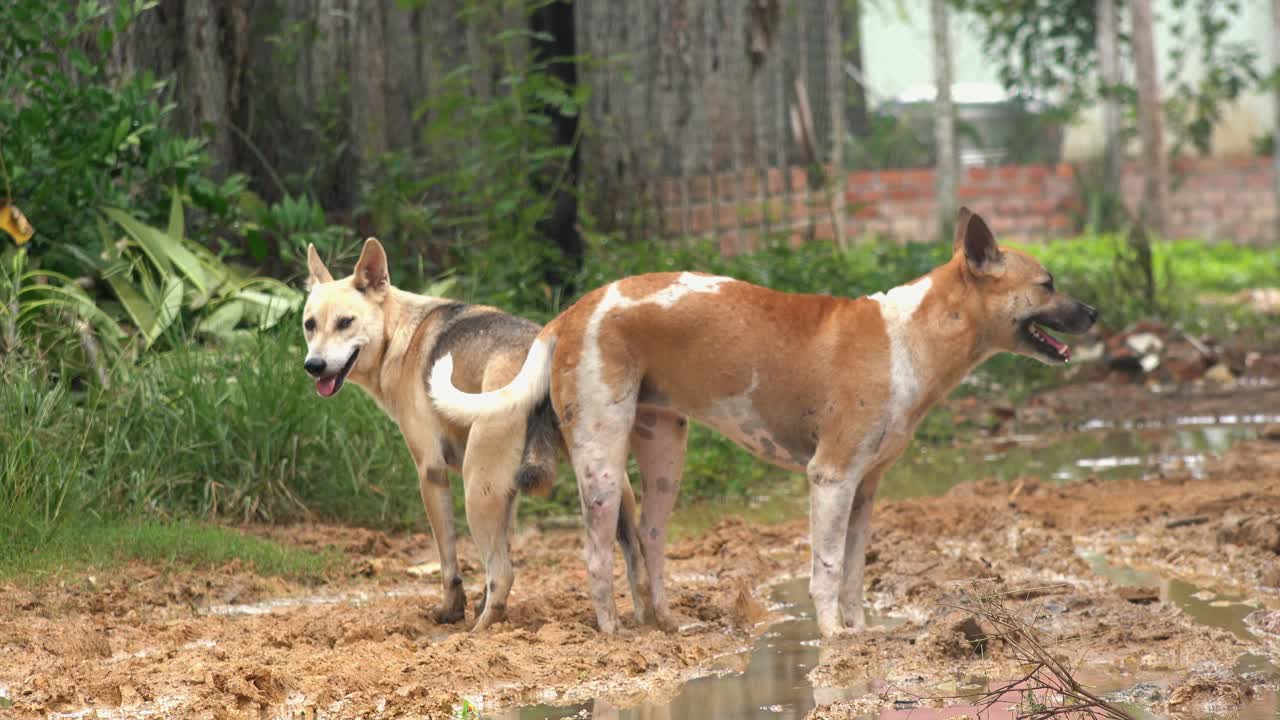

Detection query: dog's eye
xmin=336 ymin=317 xmax=354 ymax=331
xmin=1041 ymin=277 xmax=1055 ymax=292
xmin=304 ymin=318 xmax=316 ymax=332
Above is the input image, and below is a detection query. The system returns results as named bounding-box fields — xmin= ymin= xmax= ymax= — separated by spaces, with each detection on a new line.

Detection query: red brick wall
xmin=657 ymin=156 xmax=1278 ymax=252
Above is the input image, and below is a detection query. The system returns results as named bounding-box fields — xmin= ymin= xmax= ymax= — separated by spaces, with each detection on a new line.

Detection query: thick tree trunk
xmin=1273 ymin=0 xmax=1280 ymax=241
xmin=825 ymin=0 xmax=846 ymax=247
xmin=180 ymin=0 xmax=250 ymax=177
xmin=930 ymin=0 xmax=956 ymax=239
xmin=1130 ymin=0 xmax=1168 ymax=237
xmin=843 ymin=0 xmax=869 ymax=138
xmin=1097 ymin=0 xmax=1124 ymax=205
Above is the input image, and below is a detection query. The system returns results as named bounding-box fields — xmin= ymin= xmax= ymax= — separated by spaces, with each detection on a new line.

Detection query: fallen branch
xmin=944 ymin=580 xmax=1137 ymax=720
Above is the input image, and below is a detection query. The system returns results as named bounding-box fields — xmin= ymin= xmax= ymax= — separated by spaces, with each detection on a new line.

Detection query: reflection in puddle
xmin=503 ymin=420 xmax=1277 ymax=720
xmin=491 ymin=579 xmax=896 ymax=720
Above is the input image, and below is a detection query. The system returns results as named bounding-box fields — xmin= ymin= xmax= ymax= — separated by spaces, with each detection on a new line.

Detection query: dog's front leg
xmin=839 ymin=468 xmax=884 ymax=630
xmin=420 ymin=467 xmax=466 ymax=624
xmin=807 ymin=462 xmax=861 ymax=637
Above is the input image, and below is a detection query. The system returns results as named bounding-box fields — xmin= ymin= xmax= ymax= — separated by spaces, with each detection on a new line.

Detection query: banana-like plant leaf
xmin=102 ymin=206 xmax=211 ymax=298
xmin=102 ymin=263 xmax=158 ymax=342
xmin=151 ymin=276 xmax=184 ymax=345
xmin=233 ymin=288 xmax=300 ymax=329
xmin=195 ymin=301 xmax=245 ymax=338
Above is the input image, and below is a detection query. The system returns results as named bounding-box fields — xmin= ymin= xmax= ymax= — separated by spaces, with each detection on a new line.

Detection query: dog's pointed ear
xmin=307 ymin=244 xmax=334 ymax=287
xmin=952 ymin=207 xmax=1002 ymax=274
xmin=353 ymin=237 xmax=389 ymax=293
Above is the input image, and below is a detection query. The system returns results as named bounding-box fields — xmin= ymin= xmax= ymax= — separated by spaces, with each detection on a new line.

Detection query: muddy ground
xmin=3 ymin=382 xmax=1280 ymax=720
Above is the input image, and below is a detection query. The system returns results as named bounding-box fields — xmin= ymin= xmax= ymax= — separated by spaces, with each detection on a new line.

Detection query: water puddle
xmin=673 ymin=420 xmax=1264 ymax=535
xmin=502 ymin=418 xmax=1277 ymax=719
xmin=879 ymin=421 xmax=1261 ymax=500
xmin=487 ymin=579 xmax=899 ymax=720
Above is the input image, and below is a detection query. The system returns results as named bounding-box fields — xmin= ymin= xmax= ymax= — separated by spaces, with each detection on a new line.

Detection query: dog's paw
xmin=431 ymin=603 xmax=465 ymax=625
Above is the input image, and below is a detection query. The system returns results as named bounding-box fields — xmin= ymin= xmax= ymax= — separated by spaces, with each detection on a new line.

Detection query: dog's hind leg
xmin=462 ymin=420 xmax=524 ymax=631
xmin=839 ymin=467 xmax=884 ymax=630
xmin=420 ymin=467 xmax=466 ymax=624
xmin=630 ymin=407 xmax=689 ymax=632
xmin=616 ymin=473 xmax=655 ymax=626
xmin=565 ymin=418 xmax=633 ymax=635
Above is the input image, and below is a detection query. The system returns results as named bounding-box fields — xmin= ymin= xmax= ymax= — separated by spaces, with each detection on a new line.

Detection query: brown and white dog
xmin=302 ymin=238 xmax=654 ymax=631
xmin=428 ymin=208 xmax=1097 ymax=636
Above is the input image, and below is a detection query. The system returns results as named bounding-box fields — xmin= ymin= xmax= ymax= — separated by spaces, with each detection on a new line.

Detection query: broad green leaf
xmin=102 ymin=206 xmax=211 ymax=296
xmin=150 ymin=275 xmax=184 ymax=344
xmin=102 ymin=265 xmax=157 ymax=341
xmin=234 ymin=288 xmax=299 ymax=329
xmin=195 ymin=301 xmax=245 ymax=338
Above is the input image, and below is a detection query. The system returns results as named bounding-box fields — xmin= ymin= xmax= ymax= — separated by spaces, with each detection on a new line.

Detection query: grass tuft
xmin=0 ymin=519 xmax=339 ymax=584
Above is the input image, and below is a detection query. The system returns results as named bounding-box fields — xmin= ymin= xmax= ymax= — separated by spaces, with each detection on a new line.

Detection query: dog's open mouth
xmin=316 ymin=348 xmax=360 ymax=397
xmin=1021 ymin=319 xmax=1072 ymax=362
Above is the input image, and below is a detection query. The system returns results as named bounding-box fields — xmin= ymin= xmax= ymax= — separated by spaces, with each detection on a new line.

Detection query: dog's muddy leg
xmin=571 ymin=437 xmax=630 ymax=635
xmin=839 ymin=468 xmax=884 ymax=630
xmin=631 ymin=408 xmax=689 ymax=632
xmin=807 ymin=454 xmax=865 ymax=637
xmin=462 ymin=423 xmax=523 ymax=632
xmin=617 ymin=475 xmax=655 ymax=626
xmin=420 ymin=467 xmax=466 ymax=624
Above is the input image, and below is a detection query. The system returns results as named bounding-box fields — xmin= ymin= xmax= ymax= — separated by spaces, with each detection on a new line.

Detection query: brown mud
xmin=3 ymin=383 xmax=1280 ymax=720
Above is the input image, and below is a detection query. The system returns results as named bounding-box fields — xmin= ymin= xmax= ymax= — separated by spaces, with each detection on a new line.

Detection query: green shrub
xmin=0 ymin=0 xmax=243 ymax=276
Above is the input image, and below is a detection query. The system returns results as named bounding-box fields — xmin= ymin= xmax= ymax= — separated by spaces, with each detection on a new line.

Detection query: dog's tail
xmin=429 ymin=334 xmax=557 ymax=425
xmin=516 ymin=397 xmax=559 ymax=497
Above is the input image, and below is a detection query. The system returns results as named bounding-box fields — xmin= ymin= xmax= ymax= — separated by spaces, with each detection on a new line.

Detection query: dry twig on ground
xmin=938 ymin=580 xmax=1138 ymax=720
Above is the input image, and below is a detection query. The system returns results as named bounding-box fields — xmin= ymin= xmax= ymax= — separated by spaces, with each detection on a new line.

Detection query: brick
xmin=767 ymin=197 xmax=787 ymax=224
xmin=738 ymin=201 xmax=765 ymax=226
xmin=658 ymin=179 xmax=681 ymax=207
xmin=716 ymin=172 xmax=738 ymax=202
xmin=689 ymin=176 xmax=713 ymax=204
xmin=846 ymin=188 xmax=885 ymax=205
xmin=814 ymin=220 xmax=835 ymax=242
xmin=1023 ymin=165 xmax=1050 ymax=181
xmin=689 ymin=205 xmax=713 ymax=234
xmin=767 ymin=167 xmax=786 ymax=194
xmin=716 ymin=204 xmax=739 ymax=230
xmin=789 ymin=167 xmax=809 ymax=191
xmin=663 ymin=208 xmax=685 ymax=235
xmin=851 ymin=203 xmax=879 ymax=220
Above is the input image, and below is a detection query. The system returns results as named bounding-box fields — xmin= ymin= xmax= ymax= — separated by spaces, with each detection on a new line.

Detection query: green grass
xmin=0 ymin=518 xmax=339 ymax=584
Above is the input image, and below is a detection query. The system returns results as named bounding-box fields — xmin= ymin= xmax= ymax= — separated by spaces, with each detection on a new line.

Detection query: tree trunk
xmin=842 ymin=0 xmax=868 ymax=138
xmin=1129 ymin=0 xmax=1168 ymax=237
xmin=1097 ymin=0 xmax=1123 ymax=208
xmin=1273 ymin=0 xmax=1280 ymax=241
xmin=930 ymin=0 xmax=956 ymax=240
xmin=825 ymin=0 xmax=846 ymax=247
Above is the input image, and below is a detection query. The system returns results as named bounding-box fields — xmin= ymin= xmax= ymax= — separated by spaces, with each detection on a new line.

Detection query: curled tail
xmin=429 ymin=335 xmax=557 ymax=425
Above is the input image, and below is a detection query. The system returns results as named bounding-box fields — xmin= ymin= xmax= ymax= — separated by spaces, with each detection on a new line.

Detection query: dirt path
xmin=3 ymin=423 xmax=1279 ymax=719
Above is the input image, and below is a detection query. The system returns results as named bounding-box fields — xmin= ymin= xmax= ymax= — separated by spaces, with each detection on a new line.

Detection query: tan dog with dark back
xmin=302 ymin=239 xmax=654 ymax=631
xmin=429 ymin=208 xmax=1098 ymax=636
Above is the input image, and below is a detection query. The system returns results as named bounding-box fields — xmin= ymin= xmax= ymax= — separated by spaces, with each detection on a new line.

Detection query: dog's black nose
xmin=304 ymin=358 xmax=326 ymax=377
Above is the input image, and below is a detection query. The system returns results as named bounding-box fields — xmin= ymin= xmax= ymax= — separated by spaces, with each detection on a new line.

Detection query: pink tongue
xmin=316 ymin=375 xmax=338 ymax=397
xmin=1038 ymin=326 xmax=1071 ymax=358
